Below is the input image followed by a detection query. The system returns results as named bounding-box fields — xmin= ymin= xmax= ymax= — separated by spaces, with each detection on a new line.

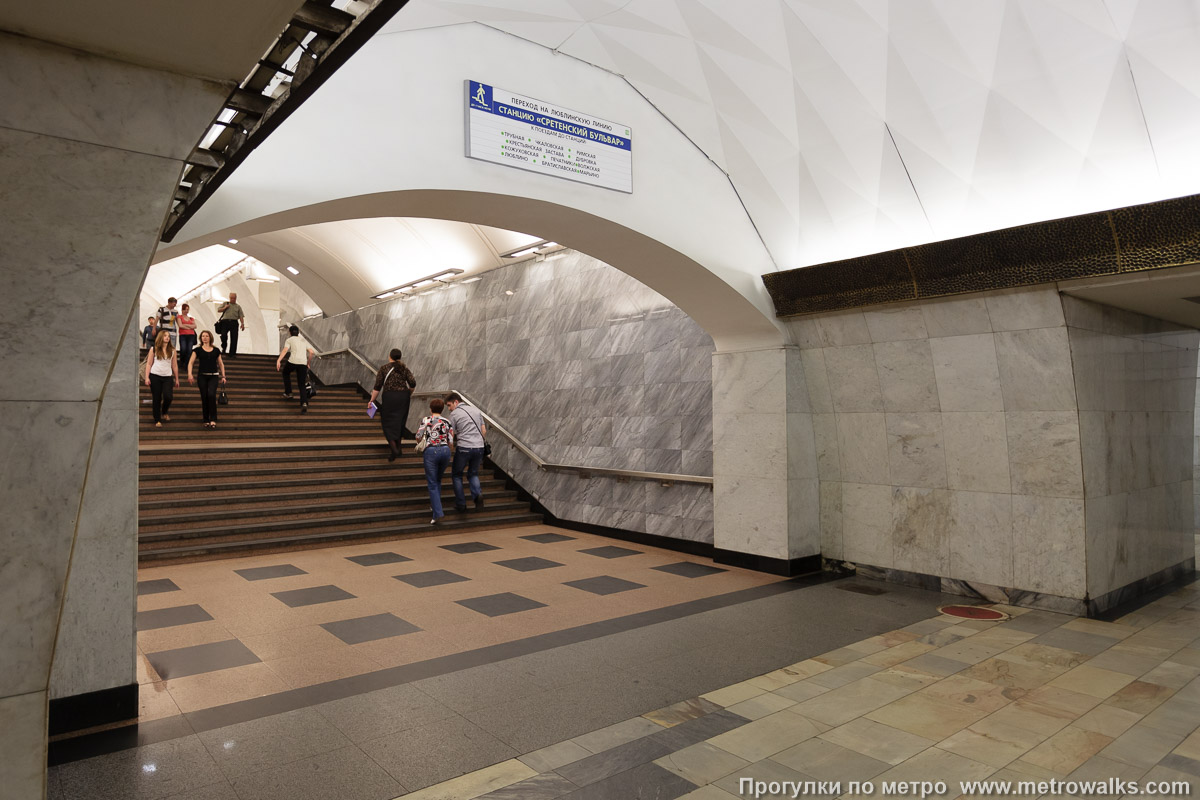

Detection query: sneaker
xmin=300 ymin=404 xmax=308 ymax=414
xmin=282 ymin=394 xmax=293 ymax=399
xmin=430 ymin=517 xmax=443 ymax=526
xmin=473 ymin=497 xmax=485 ymax=509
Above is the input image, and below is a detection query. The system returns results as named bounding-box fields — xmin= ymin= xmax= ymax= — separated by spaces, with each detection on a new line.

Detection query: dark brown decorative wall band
xmin=762 ymin=193 xmax=1200 ymax=317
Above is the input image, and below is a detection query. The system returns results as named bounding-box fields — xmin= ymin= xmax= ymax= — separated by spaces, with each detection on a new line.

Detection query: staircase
xmin=137 ymin=353 xmax=542 ymax=563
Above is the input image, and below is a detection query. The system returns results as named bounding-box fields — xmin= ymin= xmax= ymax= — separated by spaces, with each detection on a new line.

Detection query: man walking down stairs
xmin=137 ymin=354 xmax=541 ymax=564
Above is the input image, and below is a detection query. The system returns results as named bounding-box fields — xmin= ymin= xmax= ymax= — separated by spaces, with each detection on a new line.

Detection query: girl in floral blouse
xmin=417 ymin=398 xmax=454 ymax=525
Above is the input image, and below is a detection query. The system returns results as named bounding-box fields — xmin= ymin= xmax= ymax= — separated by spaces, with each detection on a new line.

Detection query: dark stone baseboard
xmin=713 ymin=549 xmax=821 ymax=577
xmin=49 ymin=683 xmax=138 ymax=737
xmin=1090 ymin=559 xmax=1197 ymax=620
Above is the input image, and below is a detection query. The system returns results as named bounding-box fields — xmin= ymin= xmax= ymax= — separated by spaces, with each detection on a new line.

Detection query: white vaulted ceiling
xmin=381 ymin=0 xmax=1200 ymax=269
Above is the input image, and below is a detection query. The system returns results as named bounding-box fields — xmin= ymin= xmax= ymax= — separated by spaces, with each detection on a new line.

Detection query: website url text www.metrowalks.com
xmin=738 ymin=777 xmax=1193 ymax=799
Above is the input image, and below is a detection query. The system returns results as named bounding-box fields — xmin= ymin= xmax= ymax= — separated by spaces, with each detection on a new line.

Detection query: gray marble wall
xmin=787 ymin=287 xmax=1198 ymax=609
xmin=302 ymin=250 xmax=716 ymax=542
xmin=0 ymin=32 xmax=227 ymax=798
xmin=1064 ymin=296 xmax=1198 ymax=599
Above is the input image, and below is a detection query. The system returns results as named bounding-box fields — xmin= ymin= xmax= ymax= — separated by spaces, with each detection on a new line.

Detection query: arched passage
xmin=157 ymin=189 xmax=786 ymax=351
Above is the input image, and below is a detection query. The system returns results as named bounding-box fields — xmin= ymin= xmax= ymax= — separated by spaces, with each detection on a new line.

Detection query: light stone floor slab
xmin=400 ymin=582 xmax=1200 ymax=800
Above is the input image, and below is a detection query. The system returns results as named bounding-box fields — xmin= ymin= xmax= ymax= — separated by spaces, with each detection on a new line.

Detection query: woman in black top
xmin=367 ymin=349 xmax=417 ymax=461
xmin=188 ymin=330 xmax=227 ymax=428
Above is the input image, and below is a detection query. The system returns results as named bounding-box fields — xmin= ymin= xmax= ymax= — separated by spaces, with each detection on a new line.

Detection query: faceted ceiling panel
xmin=382 ymin=0 xmax=1200 ymax=270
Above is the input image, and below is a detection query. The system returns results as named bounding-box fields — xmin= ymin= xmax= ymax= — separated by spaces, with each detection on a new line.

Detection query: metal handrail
xmin=302 ymin=339 xmax=712 ymax=487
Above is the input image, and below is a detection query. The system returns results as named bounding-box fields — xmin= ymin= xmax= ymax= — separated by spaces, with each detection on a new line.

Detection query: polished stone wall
xmin=0 ymin=32 xmax=227 ymax=798
xmin=787 ymin=286 xmax=1197 ymax=611
xmin=1064 ymin=296 xmax=1198 ymax=600
xmin=302 ymin=250 xmax=716 ymax=542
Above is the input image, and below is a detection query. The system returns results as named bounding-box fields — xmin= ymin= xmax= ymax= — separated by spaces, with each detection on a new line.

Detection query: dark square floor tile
xmin=456 ymin=592 xmax=547 ymax=617
xmin=145 ymin=639 xmax=261 ymax=680
xmin=440 ymin=541 xmax=501 ymax=554
xmin=271 ymin=584 xmax=356 ymax=608
xmin=345 ymin=552 xmax=413 ymax=567
xmin=137 ymin=604 xmax=213 ymax=631
xmin=137 ymin=578 xmax=180 ymax=596
xmin=564 ymin=576 xmax=646 ymax=596
xmin=235 ymin=564 xmax=308 ymax=581
xmin=579 ymin=545 xmax=642 ymax=559
xmin=494 ymin=556 xmax=564 ymax=572
xmin=321 ymin=613 xmax=422 ymax=645
xmin=559 ymin=762 xmax=694 ymax=799
xmin=395 ymin=569 xmax=471 ymax=588
xmin=520 ymin=533 xmax=577 ymax=544
xmin=652 ymin=561 xmax=729 ymax=578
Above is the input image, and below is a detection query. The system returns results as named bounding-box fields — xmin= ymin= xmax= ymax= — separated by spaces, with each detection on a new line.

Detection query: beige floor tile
xmin=399 ymin=758 xmax=535 ymax=800
xmin=772 ymin=737 xmax=891 ymax=782
xmin=869 ymin=666 xmax=942 ymax=692
xmin=351 ymin=630 xmax=461 ymax=668
xmin=702 ymin=681 xmax=766 ymax=708
xmin=878 ymin=629 xmax=923 ymax=647
xmin=1060 ymin=618 xmax=1138 ymax=640
xmin=964 ymin=656 xmax=1067 ymax=692
xmin=808 ymin=661 xmax=883 ymax=689
xmin=932 ymin=639 xmax=1010 ymax=666
xmin=654 ymin=741 xmax=749 ymax=785
xmin=865 ymin=693 xmax=989 ymax=740
xmin=780 ymin=659 xmax=835 ymax=679
xmin=966 ymin=628 xmax=1038 ymax=649
xmin=938 ymin=718 xmax=1047 ymax=767
xmin=1072 ymin=704 xmax=1143 ymax=738
xmin=1174 ymin=728 xmax=1200 ymax=760
xmin=725 ymin=693 xmax=797 ymax=721
xmin=1001 ymin=643 xmax=1089 ymax=670
xmin=643 ymin=698 xmax=715 ymax=728
xmin=789 ymin=677 xmax=912 ymax=726
xmin=1104 ymin=680 xmax=1176 ymax=714
xmin=1168 ymin=648 xmax=1200 ymax=668
xmin=1085 ymin=648 xmax=1166 ymax=677
xmin=861 ymin=640 xmax=937 ymax=668
xmin=138 ymin=682 xmax=182 ymax=722
xmin=818 ymin=717 xmax=935 ymax=765
xmin=875 ymin=747 xmax=994 ymax=795
xmin=1136 ymin=698 xmax=1200 ymax=737
xmin=265 ymin=646 xmax=382 ymax=688
xmin=1140 ymin=661 xmax=1200 ymax=690
xmin=749 ymin=671 xmax=802 ymax=692
xmin=165 ymin=662 xmax=290 ymax=713
xmin=1099 ymin=725 xmax=1188 ymax=769
xmin=137 ymin=620 xmax=237 ymax=654
xmin=918 ymin=674 xmax=1024 ymax=713
xmin=773 ymin=679 xmax=832 ymax=704
xmin=986 ymin=700 xmax=1076 ymax=738
xmin=678 ymin=787 xmax=740 ymax=800
xmin=136 ymin=653 xmax=162 ymax=684
xmin=1046 ymin=665 xmax=1137 ymax=699
xmin=707 ymin=709 xmax=829 ymax=761
xmin=845 ymin=636 xmax=893 ymax=656
xmin=814 ymin=646 xmax=870 ymax=667
xmin=1020 ymin=726 xmax=1113 ymax=775
xmin=239 ymin=624 xmax=346 ymax=661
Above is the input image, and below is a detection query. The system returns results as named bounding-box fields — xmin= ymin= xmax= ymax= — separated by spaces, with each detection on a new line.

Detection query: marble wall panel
xmin=892 ymin=487 xmax=951 ymax=575
xmin=820 ymin=482 xmax=843 ymax=559
xmin=873 ymin=340 xmax=940 ymax=412
xmin=0 ymin=690 xmax=45 ymax=800
xmin=929 ymin=334 xmax=1004 ymax=412
xmin=814 ymin=311 xmax=871 ymax=347
xmin=836 ymin=412 xmax=888 ymax=485
xmin=921 ymin=295 xmax=992 ymax=338
xmin=1012 ymin=495 xmax=1086 ymax=598
xmin=942 ymin=412 xmax=1011 ymax=493
xmin=812 ymin=413 xmax=841 ymax=481
xmin=949 ymin=491 xmax=1014 ymax=587
xmin=984 ymin=287 xmax=1065 ymax=331
xmin=800 ymin=349 xmax=834 ymax=413
xmin=824 ymin=345 xmax=884 ymax=412
xmin=863 ymin=307 xmax=928 ymax=342
xmin=1006 ymin=411 xmax=1085 ymax=498
xmin=995 ymin=328 xmax=1078 ymax=411
xmin=841 ymin=483 xmax=893 ymax=567
xmin=304 ymin=251 xmax=717 ymax=543
xmin=885 ymin=413 xmax=947 ymax=489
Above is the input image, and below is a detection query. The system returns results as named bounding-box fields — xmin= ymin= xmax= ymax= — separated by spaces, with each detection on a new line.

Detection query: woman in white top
xmin=276 ymin=325 xmax=317 ymax=414
xmin=144 ymin=330 xmax=179 ymax=427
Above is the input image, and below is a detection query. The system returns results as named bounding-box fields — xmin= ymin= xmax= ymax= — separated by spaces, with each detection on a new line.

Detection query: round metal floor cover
xmin=937 ymin=604 xmax=1008 ymax=621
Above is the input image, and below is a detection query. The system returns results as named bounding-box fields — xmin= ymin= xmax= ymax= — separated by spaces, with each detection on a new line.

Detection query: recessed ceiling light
xmin=505 ymin=290 xmax=515 ymax=296
xmin=227 ymin=238 xmax=238 ymax=244
xmin=286 ymin=266 xmax=299 ymax=275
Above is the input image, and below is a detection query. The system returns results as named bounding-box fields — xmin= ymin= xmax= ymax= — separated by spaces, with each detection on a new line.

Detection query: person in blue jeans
xmin=416 ymin=398 xmax=454 ymax=526
xmin=445 ymin=392 xmax=487 ymax=512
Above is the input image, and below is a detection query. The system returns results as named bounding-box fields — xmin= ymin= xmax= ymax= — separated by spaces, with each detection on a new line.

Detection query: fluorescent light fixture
xmin=505 ymin=290 xmax=515 ymax=296
xmin=250 ymin=275 xmax=280 ymax=282
xmin=539 ymin=242 xmax=559 ymax=250
xmin=227 ymin=238 xmax=238 ymax=244
xmin=372 ymin=268 xmax=465 ymax=301
xmin=460 ymin=276 xmax=482 ymax=283
xmin=505 ymin=245 xmax=540 ymax=258
xmin=286 ymin=266 xmax=300 ymax=275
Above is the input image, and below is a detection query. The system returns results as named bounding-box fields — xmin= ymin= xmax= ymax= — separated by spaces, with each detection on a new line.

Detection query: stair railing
xmin=298 ymin=330 xmax=712 ymax=488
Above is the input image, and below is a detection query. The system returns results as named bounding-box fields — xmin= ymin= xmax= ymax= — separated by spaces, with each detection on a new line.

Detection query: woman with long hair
xmin=416 ymin=398 xmax=454 ymax=525
xmin=144 ymin=330 xmax=179 ymax=427
xmin=367 ymin=348 xmax=417 ymax=462
xmin=187 ymin=330 xmax=227 ymax=429
xmin=177 ymin=302 xmax=197 ymax=367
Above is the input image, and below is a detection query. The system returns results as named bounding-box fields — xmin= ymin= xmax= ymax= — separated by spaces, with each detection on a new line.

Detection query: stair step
xmin=137 ymin=479 xmax=510 ymax=512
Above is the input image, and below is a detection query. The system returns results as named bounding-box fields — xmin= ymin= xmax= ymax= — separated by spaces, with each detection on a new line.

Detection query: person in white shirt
xmin=144 ymin=330 xmax=179 ymax=427
xmin=276 ymin=325 xmax=317 ymax=413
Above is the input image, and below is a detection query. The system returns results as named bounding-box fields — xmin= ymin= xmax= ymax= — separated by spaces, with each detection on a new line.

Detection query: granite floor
xmin=46 ymin=526 xmax=956 ymax=799
xmin=405 ymin=580 xmax=1200 ymax=800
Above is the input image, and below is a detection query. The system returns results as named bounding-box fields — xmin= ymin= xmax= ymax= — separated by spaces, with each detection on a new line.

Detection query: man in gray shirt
xmin=217 ymin=292 xmax=245 ymax=357
xmin=446 ymin=392 xmax=487 ymax=512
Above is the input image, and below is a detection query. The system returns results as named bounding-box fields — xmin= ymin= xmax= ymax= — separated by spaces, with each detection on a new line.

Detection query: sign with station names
xmin=465 ymin=80 xmax=632 ymax=193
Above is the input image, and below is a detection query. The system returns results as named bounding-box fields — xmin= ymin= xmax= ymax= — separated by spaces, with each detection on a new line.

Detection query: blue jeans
xmin=452 ymin=447 xmax=484 ymax=510
xmin=423 ymin=445 xmax=451 ymax=518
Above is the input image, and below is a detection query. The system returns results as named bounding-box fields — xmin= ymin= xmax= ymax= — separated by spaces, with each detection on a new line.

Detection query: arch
xmin=157 ymin=190 xmax=786 ymax=350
